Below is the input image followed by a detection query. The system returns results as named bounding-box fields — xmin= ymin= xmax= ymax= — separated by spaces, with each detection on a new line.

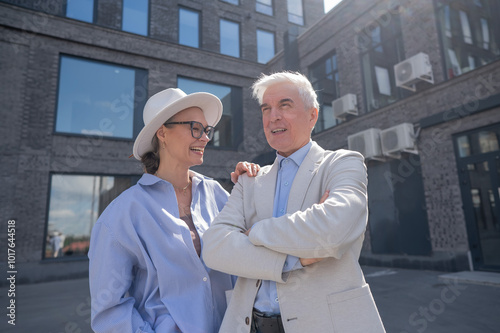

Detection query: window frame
xmin=220 ymin=0 xmax=239 ymax=5
xmin=358 ymin=12 xmax=408 ymax=113
xmin=178 ymin=6 xmax=201 ymax=48
xmin=286 ymin=0 xmax=305 ymax=26
xmin=177 ymin=76 xmax=243 ymax=150
xmin=121 ymin=0 xmax=150 ymax=36
xmin=309 ymin=51 xmax=341 ymax=133
xmin=219 ymin=18 xmax=241 ymax=58
xmin=256 ymin=28 xmax=276 ymax=64
xmin=256 ymin=0 xmax=274 ymax=16
xmin=65 ymin=0 xmax=96 ymax=23
xmin=42 ymin=172 xmax=141 ymax=261
xmin=53 ymin=54 xmax=147 ymax=141
xmin=434 ymin=0 xmax=500 ymax=79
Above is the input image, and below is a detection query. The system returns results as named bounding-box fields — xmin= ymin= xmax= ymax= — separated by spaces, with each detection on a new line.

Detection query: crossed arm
xmin=242 ymin=190 xmax=330 ymax=267
xmin=203 ymin=153 xmax=368 ymax=280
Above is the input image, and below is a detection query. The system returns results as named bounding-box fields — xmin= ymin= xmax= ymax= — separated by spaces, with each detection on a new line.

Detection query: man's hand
xmin=299 ymin=258 xmax=324 ymax=266
xmin=231 ymin=162 xmax=260 ymax=184
xmin=299 ymin=189 xmax=330 ymax=266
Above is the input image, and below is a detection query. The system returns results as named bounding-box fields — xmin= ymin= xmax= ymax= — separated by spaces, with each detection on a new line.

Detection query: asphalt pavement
xmin=1 ymin=266 xmax=499 ymax=333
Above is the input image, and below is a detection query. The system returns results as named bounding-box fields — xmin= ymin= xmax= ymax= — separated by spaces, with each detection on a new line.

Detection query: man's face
xmin=261 ymin=82 xmax=318 ymax=157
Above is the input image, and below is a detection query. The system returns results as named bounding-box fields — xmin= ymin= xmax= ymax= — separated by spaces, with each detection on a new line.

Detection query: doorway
xmin=455 ymin=123 xmax=500 ymax=271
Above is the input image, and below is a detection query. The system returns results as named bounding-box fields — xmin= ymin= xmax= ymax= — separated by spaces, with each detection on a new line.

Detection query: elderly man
xmin=203 ymin=72 xmax=385 ymax=333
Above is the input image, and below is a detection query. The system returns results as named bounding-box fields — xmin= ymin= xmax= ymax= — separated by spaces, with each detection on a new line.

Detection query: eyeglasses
xmin=164 ymin=121 xmax=215 ymax=140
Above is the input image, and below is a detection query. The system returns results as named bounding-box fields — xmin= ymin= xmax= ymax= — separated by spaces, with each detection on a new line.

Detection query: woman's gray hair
xmin=251 ymin=71 xmax=319 ymax=110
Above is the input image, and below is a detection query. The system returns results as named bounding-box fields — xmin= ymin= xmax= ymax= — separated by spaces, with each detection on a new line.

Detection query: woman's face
xmin=159 ymin=107 xmax=211 ymax=168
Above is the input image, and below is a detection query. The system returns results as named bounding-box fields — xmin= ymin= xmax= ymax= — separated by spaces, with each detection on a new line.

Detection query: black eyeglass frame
xmin=163 ymin=121 xmax=215 ymax=140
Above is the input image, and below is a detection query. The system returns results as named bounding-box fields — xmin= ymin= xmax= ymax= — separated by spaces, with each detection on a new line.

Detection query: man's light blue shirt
xmin=253 ymin=141 xmax=312 ymax=314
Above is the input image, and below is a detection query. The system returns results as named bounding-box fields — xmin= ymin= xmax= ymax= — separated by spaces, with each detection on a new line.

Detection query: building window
xmin=309 ymin=52 xmax=340 ymax=133
xmin=44 ymin=174 xmax=139 ymax=259
xmin=287 ymin=0 xmax=304 ymax=25
xmin=66 ymin=0 xmax=94 ymax=23
xmin=256 ymin=0 xmax=273 ymax=16
xmin=122 ymin=0 xmax=148 ymax=36
xmin=179 ymin=7 xmax=200 ymax=48
xmin=257 ymin=29 xmax=275 ymax=64
xmin=436 ymin=0 xmax=500 ymax=78
xmin=220 ymin=0 xmax=239 ymax=5
xmin=55 ymin=55 xmax=147 ymax=139
xmin=178 ymin=77 xmax=243 ymax=149
xmin=220 ymin=19 xmax=240 ymax=58
xmin=359 ymin=13 xmax=406 ymax=112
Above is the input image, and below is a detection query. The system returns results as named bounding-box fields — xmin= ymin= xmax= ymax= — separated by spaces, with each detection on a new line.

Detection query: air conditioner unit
xmin=380 ymin=123 xmax=418 ymax=157
xmin=332 ymin=93 xmax=358 ymax=119
xmin=394 ymin=52 xmax=434 ymax=92
xmin=347 ymin=128 xmax=385 ymax=161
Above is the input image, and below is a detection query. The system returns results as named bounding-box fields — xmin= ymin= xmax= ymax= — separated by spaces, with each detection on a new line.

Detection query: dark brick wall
xmin=0 ymin=0 xmax=325 ymax=283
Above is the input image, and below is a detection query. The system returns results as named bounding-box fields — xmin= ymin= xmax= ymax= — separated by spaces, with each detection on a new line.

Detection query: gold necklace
xmin=175 ymin=178 xmax=191 ymax=194
xmin=154 ymin=173 xmax=191 ymax=194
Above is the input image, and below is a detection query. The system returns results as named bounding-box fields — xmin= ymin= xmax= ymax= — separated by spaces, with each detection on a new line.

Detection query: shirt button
xmin=275 ymin=297 xmax=279 ymax=302
xmin=280 ymin=209 xmax=284 ymax=213
xmin=285 ymin=182 xmax=289 ymax=186
xmin=203 ymin=277 xmax=208 ymax=281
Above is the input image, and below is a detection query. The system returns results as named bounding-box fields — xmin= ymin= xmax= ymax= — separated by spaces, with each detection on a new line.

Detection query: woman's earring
xmin=161 ymin=142 xmax=165 ymax=149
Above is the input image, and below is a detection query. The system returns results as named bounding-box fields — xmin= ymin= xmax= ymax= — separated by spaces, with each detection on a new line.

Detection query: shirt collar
xmin=137 ymin=171 xmax=210 ymax=187
xmin=276 ymin=140 xmax=312 ymax=168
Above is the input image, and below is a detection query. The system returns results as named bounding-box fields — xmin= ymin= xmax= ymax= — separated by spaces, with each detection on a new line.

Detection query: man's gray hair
xmin=251 ymin=71 xmax=320 ymax=110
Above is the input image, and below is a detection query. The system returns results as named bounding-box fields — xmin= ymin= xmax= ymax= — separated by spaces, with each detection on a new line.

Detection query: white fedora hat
xmin=132 ymin=88 xmax=222 ymax=160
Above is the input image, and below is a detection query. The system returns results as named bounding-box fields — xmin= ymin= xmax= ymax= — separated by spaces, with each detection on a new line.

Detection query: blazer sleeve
xmin=247 ymin=151 xmax=368 ymax=259
xmin=202 ymin=176 xmax=288 ymax=283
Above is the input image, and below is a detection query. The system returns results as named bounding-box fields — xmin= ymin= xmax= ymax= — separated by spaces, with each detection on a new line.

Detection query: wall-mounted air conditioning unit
xmin=380 ymin=123 xmax=418 ymax=157
xmin=332 ymin=93 xmax=358 ymax=120
xmin=394 ymin=52 xmax=434 ymax=92
xmin=347 ymin=128 xmax=385 ymax=161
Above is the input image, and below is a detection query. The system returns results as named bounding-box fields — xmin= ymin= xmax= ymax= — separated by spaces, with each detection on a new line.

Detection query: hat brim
xmin=132 ymin=92 xmax=222 ymax=160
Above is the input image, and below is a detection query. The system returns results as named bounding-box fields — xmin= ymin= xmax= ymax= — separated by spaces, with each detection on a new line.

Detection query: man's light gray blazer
xmin=203 ymin=142 xmax=385 ymax=333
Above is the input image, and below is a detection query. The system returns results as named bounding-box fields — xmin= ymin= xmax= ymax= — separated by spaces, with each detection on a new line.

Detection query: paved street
xmin=1 ymin=266 xmax=499 ymax=332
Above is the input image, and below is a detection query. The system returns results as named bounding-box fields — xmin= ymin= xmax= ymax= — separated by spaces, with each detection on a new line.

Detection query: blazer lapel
xmin=254 ymin=158 xmax=279 ymax=219
xmin=287 ymin=142 xmax=325 ymax=212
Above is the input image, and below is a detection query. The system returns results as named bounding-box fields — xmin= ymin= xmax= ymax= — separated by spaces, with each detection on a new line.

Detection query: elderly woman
xmin=88 ymin=88 xmax=258 ymax=333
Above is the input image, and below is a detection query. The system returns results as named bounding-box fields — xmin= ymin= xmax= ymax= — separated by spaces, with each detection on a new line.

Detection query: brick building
xmin=0 ymin=0 xmax=324 ymax=283
xmin=284 ymin=0 xmax=500 ymax=272
xmin=0 ymin=0 xmax=499 ymax=284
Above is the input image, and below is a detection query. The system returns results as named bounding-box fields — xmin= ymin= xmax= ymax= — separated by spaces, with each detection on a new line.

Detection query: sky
xmin=324 ymin=0 xmax=343 ymax=12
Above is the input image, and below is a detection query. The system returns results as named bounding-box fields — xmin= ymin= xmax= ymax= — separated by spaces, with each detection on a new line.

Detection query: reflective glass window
xmin=179 ymin=7 xmax=200 ymax=48
xmin=256 ymin=0 xmax=273 ymax=16
xmin=287 ymin=0 xmax=304 ymax=25
xmin=436 ymin=0 xmax=500 ymax=78
xmin=66 ymin=0 xmax=94 ymax=23
xmin=309 ymin=52 xmax=340 ymax=133
xmin=257 ymin=29 xmax=275 ymax=64
xmin=220 ymin=19 xmax=240 ymax=58
xmin=359 ymin=12 xmax=407 ymax=112
xmin=178 ymin=77 xmax=242 ymax=148
xmin=44 ymin=174 xmax=138 ymax=259
xmin=122 ymin=0 xmax=149 ymax=36
xmin=55 ymin=55 xmax=146 ymax=139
